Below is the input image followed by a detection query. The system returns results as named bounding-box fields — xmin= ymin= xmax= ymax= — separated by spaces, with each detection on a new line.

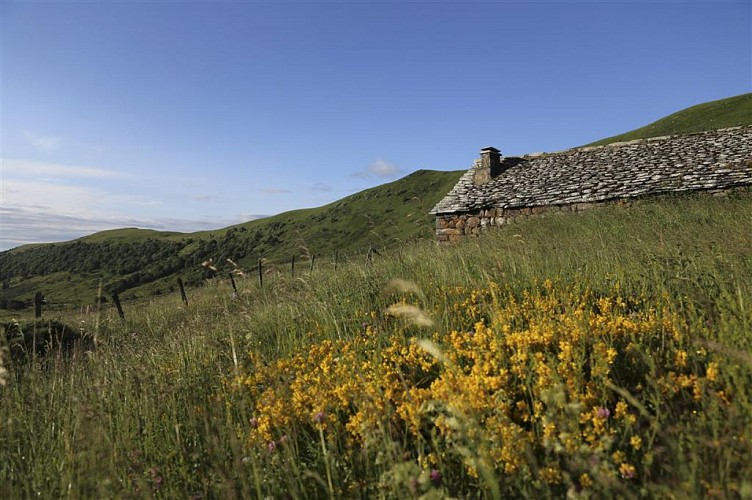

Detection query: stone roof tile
xmin=430 ymin=127 xmax=752 ymax=215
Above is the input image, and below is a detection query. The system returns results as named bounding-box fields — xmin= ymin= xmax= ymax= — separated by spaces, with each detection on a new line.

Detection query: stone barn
xmin=430 ymin=127 xmax=752 ymax=242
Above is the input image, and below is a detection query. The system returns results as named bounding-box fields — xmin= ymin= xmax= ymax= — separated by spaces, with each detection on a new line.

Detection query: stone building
xmin=430 ymin=126 xmax=752 ymax=242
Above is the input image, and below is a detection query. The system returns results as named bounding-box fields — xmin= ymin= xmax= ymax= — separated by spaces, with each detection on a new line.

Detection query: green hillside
xmin=586 ymin=93 xmax=752 ymax=146
xmin=3 ymin=92 xmax=750 ymax=314
xmin=0 ymin=169 xmax=463 ymax=312
xmin=78 ymin=227 xmax=184 ymax=243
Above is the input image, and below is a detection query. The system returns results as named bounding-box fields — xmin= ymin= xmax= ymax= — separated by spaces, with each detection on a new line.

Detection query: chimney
xmin=473 ymin=146 xmax=502 ymax=185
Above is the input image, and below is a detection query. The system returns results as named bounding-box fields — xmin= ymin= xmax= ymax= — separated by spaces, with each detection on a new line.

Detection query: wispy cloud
xmin=1 ymin=178 xmax=109 ymax=212
xmin=2 ymin=158 xmax=126 ymax=180
xmin=353 ymin=159 xmax=403 ymax=179
xmin=310 ymin=182 xmax=333 ymax=192
xmin=236 ymin=213 xmax=269 ymax=222
xmin=190 ymin=194 xmax=220 ymax=202
xmin=262 ymin=187 xmax=292 ymax=194
xmin=23 ymin=131 xmax=62 ymax=151
xmin=1 ymin=176 xmax=154 ymax=250
xmin=0 ymin=205 xmax=254 ymax=251
xmin=0 ymin=157 xmax=276 ymax=251
xmin=1 ymin=206 xmax=126 ymax=249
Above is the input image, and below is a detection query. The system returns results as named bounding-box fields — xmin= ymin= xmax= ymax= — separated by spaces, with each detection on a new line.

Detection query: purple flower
xmin=430 ymin=469 xmax=442 ymax=485
xmin=267 ymin=441 xmax=277 ymax=453
xmin=313 ymin=411 xmax=326 ymax=425
xmin=596 ymin=407 xmax=611 ymax=419
xmin=149 ymin=467 xmax=164 ymax=489
xmin=249 ymin=417 xmax=259 ymax=429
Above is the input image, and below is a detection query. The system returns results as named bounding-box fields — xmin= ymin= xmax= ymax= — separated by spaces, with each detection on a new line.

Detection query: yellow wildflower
xmin=675 ymin=350 xmax=688 ymax=368
xmin=619 ymin=463 xmax=636 ymax=479
xmin=606 ymin=347 xmax=618 ymax=364
xmin=630 ymin=435 xmax=642 ymax=451
xmin=706 ymin=362 xmax=718 ymax=382
xmin=540 ymin=466 xmax=562 ymax=484
xmin=579 ymin=472 xmax=593 ymax=489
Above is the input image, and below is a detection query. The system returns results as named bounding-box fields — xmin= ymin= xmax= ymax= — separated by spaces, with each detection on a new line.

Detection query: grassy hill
xmin=0 ymin=169 xmax=463 ymax=312
xmin=586 ymin=93 xmax=752 ymax=146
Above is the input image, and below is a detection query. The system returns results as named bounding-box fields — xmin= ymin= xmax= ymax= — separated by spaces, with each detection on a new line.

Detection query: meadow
xmin=2 ymin=190 xmax=751 ymax=498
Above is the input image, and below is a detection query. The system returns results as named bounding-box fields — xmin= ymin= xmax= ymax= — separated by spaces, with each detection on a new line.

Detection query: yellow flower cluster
xmin=230 ymin=280 xmax=729 ymax=492
xmin=234 ymin=329 xmax=438 ymax=447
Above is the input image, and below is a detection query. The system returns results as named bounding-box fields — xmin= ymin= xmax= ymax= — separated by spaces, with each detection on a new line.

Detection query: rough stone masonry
xmin=430 ymin=126 xmax=752 ymax=242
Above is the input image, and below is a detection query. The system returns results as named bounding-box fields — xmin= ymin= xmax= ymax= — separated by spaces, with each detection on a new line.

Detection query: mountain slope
xmin=0 ymin=169 xmax=463 ymax=310
xmin=586 ymin=93 xmax=752 ymax=146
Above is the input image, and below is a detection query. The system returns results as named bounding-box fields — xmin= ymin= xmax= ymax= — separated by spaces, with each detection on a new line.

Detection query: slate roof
xmin=430 ymin=126 xmax=752 ymax=215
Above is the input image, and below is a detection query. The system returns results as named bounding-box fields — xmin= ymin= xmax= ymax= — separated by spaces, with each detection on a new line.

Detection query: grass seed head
xmin=386 ymin=304 xmax=434 ymax=327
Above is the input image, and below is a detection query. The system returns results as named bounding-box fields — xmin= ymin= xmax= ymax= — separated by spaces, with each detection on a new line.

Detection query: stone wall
xmin=435 ymin=188 xmax=744 ymax=243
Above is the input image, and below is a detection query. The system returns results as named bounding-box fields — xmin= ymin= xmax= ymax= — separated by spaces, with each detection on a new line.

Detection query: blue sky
xmin=1 ymin=0 xmax=750 ymax=250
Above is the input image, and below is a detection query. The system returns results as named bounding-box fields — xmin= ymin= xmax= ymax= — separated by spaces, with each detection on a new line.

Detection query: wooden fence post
xmin=34 ymin=291 xmax=43 ymax=319
xmin=111 ymin=293 xmax=125 ymax=321
xmin=229 ymin=273 xmax=238 ymax=297
xmin=310 ymin=254 xmax=315 ymax=274
xmin=258 ymin=259 xmax=263 ymax=288
xmin=177 ymin=278 xmax=188 ymax=305
xmin=367 ymin=246 xmax=380 ymax=265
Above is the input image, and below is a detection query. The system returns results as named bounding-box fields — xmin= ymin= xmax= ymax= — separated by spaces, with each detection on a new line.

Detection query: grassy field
xmin=2 ymin=190 xmax=751 ymax=498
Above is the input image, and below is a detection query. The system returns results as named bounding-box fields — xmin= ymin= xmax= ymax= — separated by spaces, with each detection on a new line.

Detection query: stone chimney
xmin=473 ymin=146 xmax=502 ymax=185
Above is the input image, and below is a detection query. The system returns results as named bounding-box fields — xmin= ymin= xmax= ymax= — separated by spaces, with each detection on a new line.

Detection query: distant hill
xmin=585 ymin=93 xmax=752 ymax=146
xmin=0 ymin=169 xmax=463 ymax=310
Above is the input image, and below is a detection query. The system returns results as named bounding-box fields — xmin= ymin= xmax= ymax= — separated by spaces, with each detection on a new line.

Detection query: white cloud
xmin=310 ymin=182 xmax=333 ymax=192
xmin=1 ymin=158 xmax=126 ymax=180
xmin=236 ymin=213 xmax=269 ymax=221
xmin=1 ymin=175 xmax=163 ymax=230
xmin=1 ymin=178 xmax=109 ymax=213
xmin=190 ymin=194 xmax=220 ymax=202
xmin=353 ymin=159 xmax=403 ymax=179
xmin=0 ymin=206 xmax=124 ymax=249
xmin=23 ymin=131 xmax=62 ymax=151
xmin=369 ymin=160 xmax=401 ymax=177
xmin=0 ymin=205 xmax=254 ymax=251
xmin=0 ymin=159 xmax=277 ymax=251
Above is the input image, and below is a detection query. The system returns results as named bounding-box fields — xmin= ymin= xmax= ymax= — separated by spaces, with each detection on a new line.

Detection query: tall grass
xmin=1 ymin=191 xmax=751 ymax=498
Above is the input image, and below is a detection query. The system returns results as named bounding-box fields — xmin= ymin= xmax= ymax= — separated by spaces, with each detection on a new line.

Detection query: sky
xmin=1 ymin=0 xmax=750 ymax=251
